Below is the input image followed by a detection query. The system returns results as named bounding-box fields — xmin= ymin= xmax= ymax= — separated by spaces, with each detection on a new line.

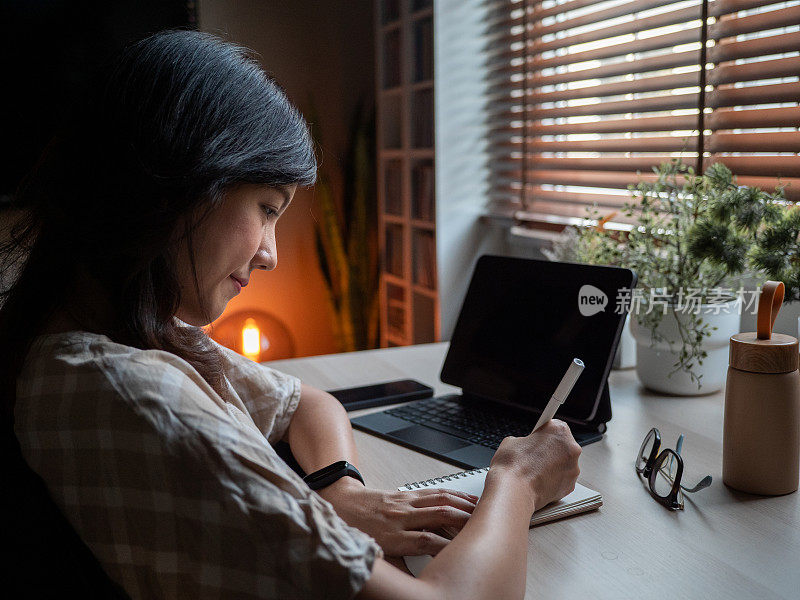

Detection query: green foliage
xmin=687 ymin=163 xmax=789 ymax=298
xmin=747 ymin=205 xmax=800 ymax=300
xmin=310 ymin=101 xmax=379 ymax=352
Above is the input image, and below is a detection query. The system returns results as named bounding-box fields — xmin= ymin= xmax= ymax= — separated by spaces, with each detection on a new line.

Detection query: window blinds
xmin=486 ymin=0 xmax=800 ymax=225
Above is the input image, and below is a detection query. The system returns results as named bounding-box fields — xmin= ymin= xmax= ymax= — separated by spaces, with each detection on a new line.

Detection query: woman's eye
xmin=261 ymin=205 xmax=278 ymax=217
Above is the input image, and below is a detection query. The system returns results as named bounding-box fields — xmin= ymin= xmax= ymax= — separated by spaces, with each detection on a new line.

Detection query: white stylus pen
xmin=532 ymin=358 xmax=585 ymax=433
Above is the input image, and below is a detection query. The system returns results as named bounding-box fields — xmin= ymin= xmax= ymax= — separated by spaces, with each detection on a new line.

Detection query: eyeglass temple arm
xmin=680 ymin=475 xmax=712 ymax=493
xmin=671 ymin=434 xmax=712 ymax=493
xmin=658 ymin=462 xmax=713 ymax=493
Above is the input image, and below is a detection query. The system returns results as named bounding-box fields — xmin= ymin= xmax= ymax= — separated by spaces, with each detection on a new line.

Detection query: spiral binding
xmin=401 ymin=466 xmax=490 ymax=489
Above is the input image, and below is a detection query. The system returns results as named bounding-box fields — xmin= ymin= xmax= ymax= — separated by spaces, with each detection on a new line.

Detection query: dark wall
xmin=0 ymin=0 xmax=196 ymax=204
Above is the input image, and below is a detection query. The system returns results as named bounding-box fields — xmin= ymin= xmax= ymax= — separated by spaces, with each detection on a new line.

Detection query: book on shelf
xmin=383 ymin=28 xmax=401 ymax=89
xmin=414 ymin=16 xmax=433 ymax=82
xmin=412 ymin=89 xmax=434 ymax=148
xmin=385 ymin=161 xmax=403 ymax=215
xmin=412 ymin=163 xmax=434 ymax=222
xmin=385 ymin=225 xmax=404 ymax=277
xmin=413 ymin=230 xmax=436 ymax=289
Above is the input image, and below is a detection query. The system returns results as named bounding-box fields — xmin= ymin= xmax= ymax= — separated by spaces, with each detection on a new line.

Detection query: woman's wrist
xmin=484 ymin=465 xmax=539 ymax=516
xmin=315 ymin=473 xmax=366 ymax=503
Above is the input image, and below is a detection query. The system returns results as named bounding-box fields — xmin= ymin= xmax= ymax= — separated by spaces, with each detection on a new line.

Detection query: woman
xmin=2 ymin=30 xmax=581 ymax=599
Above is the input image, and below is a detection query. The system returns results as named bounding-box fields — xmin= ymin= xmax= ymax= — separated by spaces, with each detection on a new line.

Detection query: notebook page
xmin=400 ymin=468 xmax=602 ymax=577
xmin=398 ymin=467 xmax=601 ymax=525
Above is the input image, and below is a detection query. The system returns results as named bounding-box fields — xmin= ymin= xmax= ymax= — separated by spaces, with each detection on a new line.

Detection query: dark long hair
xmin=0 ymin=30 xmax=317 ymax=418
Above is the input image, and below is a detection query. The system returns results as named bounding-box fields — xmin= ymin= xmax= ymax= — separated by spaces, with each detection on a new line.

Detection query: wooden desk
xmin=268 ymin=343 xmax=800 ymax=599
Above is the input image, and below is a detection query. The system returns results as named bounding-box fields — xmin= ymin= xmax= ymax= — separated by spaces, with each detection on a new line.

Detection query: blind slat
xmin=710 ymin=5 xmax=800 ymax=39
xmin=504 ymin=170 xmax=800 ymax=200
xmin=708 ymin=131 xmax=800 ymax=152
xmin=509 ymin=131 xmax=800 ymax=152
xmin=496 ymin=155 xmax=800 ymax=177
xmin=710 ymin=0 xmax=793 ymax=17
xmin=530 ymin=72 xmax=700 ymax=103
xmin=710 ymin=30 xmax=800 ymax=63
xmin=526 ymin=114 xmax=699 ymax=134
xmin=526 ymin=169 xmax=661 ymax=187
xmin=708 ymin=56 xmax=800 ymax=86
xmin=506 ymin=82 xmax=800 ymax=119
xmin=706 ymin=156 xmax=800 ymax=177
xmin=708 ymin=82 xmax=800 ymax=109
xmin=521 ymin=54 xmax=800 ymax=95
xmin=509 ymin=137 xmax=700 ymax=152
xmin=501 ymin=107 xmax=800 ymax=134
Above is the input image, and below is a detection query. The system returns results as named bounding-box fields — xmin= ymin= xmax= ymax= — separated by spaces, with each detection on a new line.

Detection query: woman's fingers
xmin=402 ymin=505 xmax=472 ymax=531
xmin=394 ymin=529 xmax=451 ymax=556
xmin=407 ymin=488 xmax=479 ymax=513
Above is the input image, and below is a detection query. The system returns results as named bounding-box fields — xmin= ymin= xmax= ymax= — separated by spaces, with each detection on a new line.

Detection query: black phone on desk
xmin=327 ymin=379 xmax=434 ymax=411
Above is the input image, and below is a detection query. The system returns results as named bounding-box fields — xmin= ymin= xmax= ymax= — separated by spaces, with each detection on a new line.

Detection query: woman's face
xmin=175 ymin=183 xmax=296 ymax=326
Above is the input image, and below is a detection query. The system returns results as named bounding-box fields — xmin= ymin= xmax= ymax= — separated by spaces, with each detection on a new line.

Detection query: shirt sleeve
xmin=17 ymin=350 xmax=380 ymax=599
xmin=210 ymin=338 xmax=302 ymax=444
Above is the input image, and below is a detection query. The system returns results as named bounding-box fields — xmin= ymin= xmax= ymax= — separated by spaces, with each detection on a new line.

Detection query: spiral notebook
xmin=399 ymin=467 xmax=602 ymax=530
xmin=399 ymin=467 xmax=602 ymax=577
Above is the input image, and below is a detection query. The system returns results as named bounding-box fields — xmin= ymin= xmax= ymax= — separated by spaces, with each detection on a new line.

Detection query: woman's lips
xmin=230 ymin=275 xmax=242 ymax=293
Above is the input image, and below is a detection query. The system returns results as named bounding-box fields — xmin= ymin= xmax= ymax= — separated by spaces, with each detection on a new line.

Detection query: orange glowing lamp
xmin=241 ymin=317 xmax=267 ymax=361
xmin=210 ymin=310 xmax=295 ymax=362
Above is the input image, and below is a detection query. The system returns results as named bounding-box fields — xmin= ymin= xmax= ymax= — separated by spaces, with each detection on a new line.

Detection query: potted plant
xmin=570 ymin=160 xmax=785 ymax=395
xmin=686 ymin=168 xmax=796 ymax=336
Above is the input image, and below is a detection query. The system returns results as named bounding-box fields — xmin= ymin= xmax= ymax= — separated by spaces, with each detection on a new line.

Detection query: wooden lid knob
xmin=730 ymin=332 xmax=799 ymax=373
xmin=730 ymin=280 xmax=798 ymax=373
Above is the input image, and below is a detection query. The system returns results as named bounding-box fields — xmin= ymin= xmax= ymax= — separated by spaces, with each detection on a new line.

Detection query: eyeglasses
xmin=635 ymin=427 xmax=712 ymax=510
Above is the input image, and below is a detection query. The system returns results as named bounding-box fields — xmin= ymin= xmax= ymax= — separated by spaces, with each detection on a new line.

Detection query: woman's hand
xmin=489 ymin=419 xmax=582 ymax=513
xmin=318 ymin=477 xmax=479 ymax=557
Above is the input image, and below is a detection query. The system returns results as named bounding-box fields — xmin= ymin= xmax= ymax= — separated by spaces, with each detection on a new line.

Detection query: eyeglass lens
xmin=637 ymin=429 xmax=656 ymax=472
xmin=652 ymin=450 xmax=678 ymax=498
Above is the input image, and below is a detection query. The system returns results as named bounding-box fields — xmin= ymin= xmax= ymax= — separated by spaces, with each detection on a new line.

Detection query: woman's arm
xmin=284 ymin=383 xmax=360 ymax=473
xmin=284 ymin=384 xmax=479 ymax=556
xmin=357 ymin=421 xmax=582 ymax=600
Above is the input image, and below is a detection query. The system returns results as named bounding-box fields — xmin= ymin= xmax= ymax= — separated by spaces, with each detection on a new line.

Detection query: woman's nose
xmin=252 ymin=234 xmax=277 ymax=271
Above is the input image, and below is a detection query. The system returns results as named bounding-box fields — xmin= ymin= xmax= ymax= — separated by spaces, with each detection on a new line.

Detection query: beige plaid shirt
xmin=15 ymin=331 xmax=381 ymax=599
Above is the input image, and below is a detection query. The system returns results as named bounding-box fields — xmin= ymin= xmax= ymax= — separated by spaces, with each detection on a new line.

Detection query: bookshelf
xmin=376 ymin=0 xmax=438 ymax=348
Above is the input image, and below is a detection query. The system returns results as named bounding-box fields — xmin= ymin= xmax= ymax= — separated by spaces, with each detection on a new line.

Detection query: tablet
xmin=440 ymin=255 xmax=636 ymax=424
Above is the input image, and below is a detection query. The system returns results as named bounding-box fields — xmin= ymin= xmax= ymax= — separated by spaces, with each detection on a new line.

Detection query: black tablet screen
xmin=440 ymin=255 xmax=636 ymax=423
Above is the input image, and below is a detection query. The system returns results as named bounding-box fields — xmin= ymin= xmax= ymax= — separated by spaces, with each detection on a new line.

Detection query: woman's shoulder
xmin=18 ymin=330 xmax=219 ymax=412
xmin=25 ymin=329 xmax=196 ymax=375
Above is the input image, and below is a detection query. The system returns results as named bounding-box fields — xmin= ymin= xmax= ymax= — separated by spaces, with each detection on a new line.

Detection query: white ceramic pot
xmin=612 ymin=317 xmax=636 ymax=370
xmin=629 ymin=299 xmax=741 ymax=395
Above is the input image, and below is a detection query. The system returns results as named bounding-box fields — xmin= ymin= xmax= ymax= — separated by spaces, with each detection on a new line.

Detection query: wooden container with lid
xmin=723 ymin=281 xmax=800 ymax=495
